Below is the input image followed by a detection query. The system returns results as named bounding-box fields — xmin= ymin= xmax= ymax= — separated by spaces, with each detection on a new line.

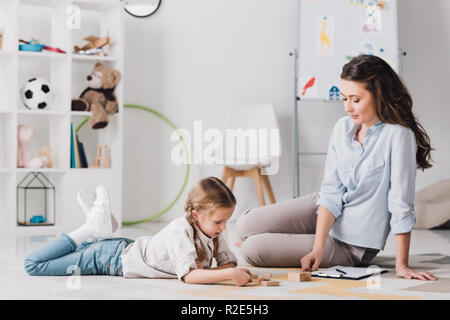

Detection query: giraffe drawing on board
xmin=320 ymin=17 xmax=331 ymax=56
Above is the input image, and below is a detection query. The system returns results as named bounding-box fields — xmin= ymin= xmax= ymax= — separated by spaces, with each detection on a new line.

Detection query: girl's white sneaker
xmin=77 ymin=185 xmax=118 ymax=239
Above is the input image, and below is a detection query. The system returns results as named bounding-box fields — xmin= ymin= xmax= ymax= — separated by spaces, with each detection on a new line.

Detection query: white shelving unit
xmin=0 ymin=0 xmax=124 ymax=234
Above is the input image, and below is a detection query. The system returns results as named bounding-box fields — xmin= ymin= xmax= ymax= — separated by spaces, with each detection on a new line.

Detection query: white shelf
xmin=0 ymin=50 xmax=16 ymax=57
xmin=18 ymin=50 xmax=68 ymax=59
xmin=18 ymin=110 xmax=67 ymax=116
xmin=0 ymin=109 xmax=15 ymax=114
xmin=72 ymin=0 xmax=122 ymax=12
xmin=71 ymin=111 xmax=91 ymax=116
xmin=71 ymin=54 xmax=117 ymax=62
xmin=13 ymin=168 xmax=113 ymax=173
xmin=19 ymin=0 xmax=62 ymax=8
xmin=69 ymin=168 xmax=113 ymax=172
xmin=0 ymin=0 xmax=124 ymax=232
xmin=16 ymin=168 xmax=67 ymax=173
xmin=12 ymin=225 xmax=62 ymax=237
xmin=71 ymin=111 xmax=119 ymax=117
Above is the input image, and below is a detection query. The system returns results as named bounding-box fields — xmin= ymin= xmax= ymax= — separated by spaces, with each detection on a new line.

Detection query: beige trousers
xmin=235 ymin=192 xmax=379 ymax=268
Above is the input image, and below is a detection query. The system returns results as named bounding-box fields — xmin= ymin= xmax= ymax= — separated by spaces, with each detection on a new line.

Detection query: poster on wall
xmin=299 ymin=75 xmax=319 ymax=99
xmin=316 ymin=16 xmax=335 ymax=57
xmin=298 ymin=0 xmax=398 ymax=100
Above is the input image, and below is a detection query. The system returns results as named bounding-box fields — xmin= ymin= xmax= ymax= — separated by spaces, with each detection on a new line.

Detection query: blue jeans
xmin=24 ymin=233 xmax=134 ymax=276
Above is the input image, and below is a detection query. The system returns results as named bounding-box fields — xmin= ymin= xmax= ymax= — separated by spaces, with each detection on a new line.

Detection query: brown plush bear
xmin=71 ymin=62 xmax=121 ymax=129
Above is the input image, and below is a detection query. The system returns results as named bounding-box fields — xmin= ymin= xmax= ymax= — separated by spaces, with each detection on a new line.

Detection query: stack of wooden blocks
xmin=251 ymin=273 xmax=279 ymax=286
xmin=248 ymin=271 xmax=312 ymax=287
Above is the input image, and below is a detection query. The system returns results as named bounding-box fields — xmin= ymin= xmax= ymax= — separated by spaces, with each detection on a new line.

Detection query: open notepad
xmin=311 ymin=265 xmax=389 ymax=280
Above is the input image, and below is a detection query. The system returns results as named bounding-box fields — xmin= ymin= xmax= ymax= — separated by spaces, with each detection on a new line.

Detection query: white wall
xmin=397 ymin=0 xmax=450 ymax=191
xmin=122 ymin=0 xmax=298 ymax=222
xmin=122 ymin=0 xmax=450 ymax=222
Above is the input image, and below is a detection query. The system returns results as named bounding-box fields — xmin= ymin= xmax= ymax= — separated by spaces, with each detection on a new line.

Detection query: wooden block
xmin=244 ymin=281 xmax=261 ymax=287
xmin=261 ymin=273 xmax=272 ymax=281
xmin=288 ymin=272 xmax=301 ymax=281
xmin=251 ymin=277 xmax=261 ymax=284
xmin=261 ymin=280 xmax=279 ymax=287
xmin=288 ymin=272 xmax=312 ymax=282
xmin=300 ymin=272 xmax=312 ymax=282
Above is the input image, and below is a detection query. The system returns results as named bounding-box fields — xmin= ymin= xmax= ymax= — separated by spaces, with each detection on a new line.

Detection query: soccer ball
xmin=20 ymin=77 xmax=53 ymax=110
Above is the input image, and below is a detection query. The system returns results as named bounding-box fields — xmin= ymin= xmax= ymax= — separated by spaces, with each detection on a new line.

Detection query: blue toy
xmin=30 ymin=215 xmax=46 ymax=224
xmin=19 ymin=39 xmax=44 ymax=52
xmin=329 ymin=86 xmax=340 ymax=101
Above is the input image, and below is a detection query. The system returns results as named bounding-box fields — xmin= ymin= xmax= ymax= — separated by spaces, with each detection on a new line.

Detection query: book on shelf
xmin=77 ymin=136 xmax=88 ymax=168
xmin=73 ymin=125 xmax=80 ymax=168
xmin=70 ymin=123 xmax=75 ymax=168
xmin=71 ymin=123 xmax=89 ymax=169
xmin=71 ymin=123 xmax=82 ymax=168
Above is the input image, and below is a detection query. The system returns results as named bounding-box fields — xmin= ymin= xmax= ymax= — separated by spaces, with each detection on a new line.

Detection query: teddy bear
xmin=17 ymin=124 xmax=49 ymax=168
xmin=71 ymin=62 xmax=121 ymax=129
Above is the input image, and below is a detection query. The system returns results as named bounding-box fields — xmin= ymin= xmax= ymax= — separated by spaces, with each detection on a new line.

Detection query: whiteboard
xmin=297 ymin=0 xmax=398 ymax=101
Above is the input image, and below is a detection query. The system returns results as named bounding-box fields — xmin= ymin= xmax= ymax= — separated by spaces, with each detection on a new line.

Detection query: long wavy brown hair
xmin=184 ymin=177 xmax=236 ymax=262
xmin=341 ymin=54 xmax=433 ymax=170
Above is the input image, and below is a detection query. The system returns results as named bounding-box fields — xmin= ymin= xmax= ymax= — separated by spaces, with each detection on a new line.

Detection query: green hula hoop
xmin=75 ymin=104 xmax=190 ymax=226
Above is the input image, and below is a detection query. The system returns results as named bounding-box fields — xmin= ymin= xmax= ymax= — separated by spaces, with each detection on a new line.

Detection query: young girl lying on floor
xmin=24 ymin=177 xmax=253 ymax=286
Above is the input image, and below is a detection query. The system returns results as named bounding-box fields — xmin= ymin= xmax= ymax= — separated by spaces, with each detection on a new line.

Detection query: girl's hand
xmin=195 ymin=259 xmax=204 ymax=269
xmin=300 ymin=249 xmax=323 ymax=272
xmin=396 ymin=265 xmax=437 ymax=281
xmin=232 ymin=268 xmax=252 ymax=286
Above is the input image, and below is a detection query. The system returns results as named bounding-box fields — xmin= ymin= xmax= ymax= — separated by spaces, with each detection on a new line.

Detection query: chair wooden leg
xmin=251 ymin=168 xmax=266 ymax=206
xmin=222 ymin=166 xmax=273 ymax=207
xmin=262 ymin=174 xmax=276 ymax=204
xmin=221 ymin=167 xmax=229 ymax=186
xmin=229 ymin=176 xmax=236 ymax=191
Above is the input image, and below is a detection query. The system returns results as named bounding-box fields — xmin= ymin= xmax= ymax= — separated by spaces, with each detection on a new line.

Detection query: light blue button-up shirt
xmin=316 ymin=116 xmax=417 ymax=250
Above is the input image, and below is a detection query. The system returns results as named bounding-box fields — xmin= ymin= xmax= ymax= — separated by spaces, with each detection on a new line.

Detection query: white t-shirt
xmin=120 ymin=214 xmax=237 ymax=280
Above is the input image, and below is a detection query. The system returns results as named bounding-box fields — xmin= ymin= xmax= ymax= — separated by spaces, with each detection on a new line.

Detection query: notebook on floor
xmin=311 ymin=265 xmax=389 ymax=280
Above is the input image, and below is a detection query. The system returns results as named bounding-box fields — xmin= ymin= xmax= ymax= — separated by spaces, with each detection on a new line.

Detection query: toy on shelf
xmin=39 ymin=147 xmax=53 ymax=168
xmin=89 ymin=145 xmax=111 ymax=169
xmin=20 ymin=77 xmax=54 ymax=110
xmin=29 ymin=215 xmax=46 ymax=224
xmin=71 ymin=62 xmax=121 ymax=129
xmin=17 ymin=172 xmax=55 ymax=226
xmin=73 ymin=35 xmax=111 ymax=56
xmin=18 ymin=39 xmax=44 ymax=52
xmin=17 ymin=124 xmax=49 ymax=169
xmin=19 ymin=39 xmax=66 ymax=54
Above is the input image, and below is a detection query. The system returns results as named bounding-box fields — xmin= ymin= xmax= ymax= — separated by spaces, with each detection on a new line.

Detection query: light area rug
xmin=0 ymin=253 xmax=448 ymax=300
xmin=173 ymin=253 xmax=450 ymax=300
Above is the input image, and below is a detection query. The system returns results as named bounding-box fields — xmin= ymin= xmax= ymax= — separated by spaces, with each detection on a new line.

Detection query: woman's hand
xmin=232 ymin=268 xmax=252 ymax=286
xmin=300 ymin=249 xmax=323 ymax=271
xmin=396 ymin=265 xmax=437 ymax=281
